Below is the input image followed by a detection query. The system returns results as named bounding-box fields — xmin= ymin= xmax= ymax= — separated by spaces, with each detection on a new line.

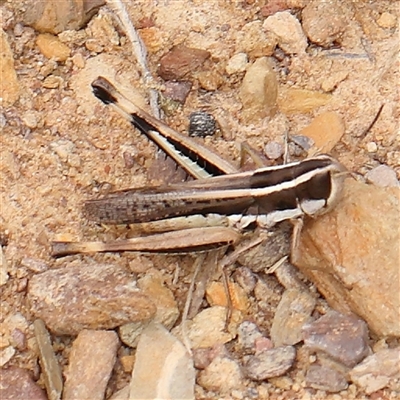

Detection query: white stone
xmin=263 ymin=11 xmax=307 ymax=54
xmin=366 ymin=165 xmax=399 ymax=188
xmin=226 ymin=53 xmax=248 ymax=75
xmin=366 ymin=141 xmax=378 ymax=153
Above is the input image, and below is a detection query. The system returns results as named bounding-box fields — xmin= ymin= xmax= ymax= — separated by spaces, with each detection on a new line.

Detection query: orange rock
xmin=36 ymin=33 xmax=71 ymax=62
xmin=278 ymin=88 xmax=331 ymax=114
xmin=300 ymin=111 xmax=345 ymax=153
xmin=293 ymin=180 xmax=400 ymax=337
xmin=206 ymin=281 xmax=249 ymax=311
xmin=0 ymin=31 xmax=20 ymax=106
xmin=139 ymin=27 xmax=165 ymax=53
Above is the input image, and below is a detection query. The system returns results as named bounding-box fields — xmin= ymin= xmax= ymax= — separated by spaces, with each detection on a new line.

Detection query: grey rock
xmin=233 ymin=266 xmax=257 ymax=293
xmin=0 ymin=367 xmax=46 ymax=400
xmin=130 ymin=322 xmax=195 ymax=400
xmin=365 ymin=164 xmax=399 ymax=188
xmin=349 ymin=348 xmax=400 ymax=394
xmin=237 ymin=321 xmax=263 ymax=352
xmin=189 ymin=111 xmax=216 ymax=137
xmin=264 ymin=141 xmax=283 ymax=160
xmin=28 ymin=263 xmax=156 ymax=335
xmin=63 ymin=330 xmax=119 ymax=400
xmin=244 ymin=346 xmax=296 ymax=380
xmin=306 ymin=364 xmax=349 ymax=392
xmin=271 ymin=288 xmax=316 ymax=347
xmin=302 ymin=310 xmax=369 ymax=367
xmin=34 ymin=319 xmax=63 ymax=400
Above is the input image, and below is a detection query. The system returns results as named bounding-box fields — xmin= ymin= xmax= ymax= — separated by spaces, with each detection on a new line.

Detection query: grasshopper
xmin=51 ymin=77 xmax=347 ymax=257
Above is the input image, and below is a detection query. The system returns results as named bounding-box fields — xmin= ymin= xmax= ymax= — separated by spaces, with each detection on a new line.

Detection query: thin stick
xmin=181 ymin=253 xmax=206 ymax=354
xmin=222 ymin=267 xmax=233 ymax=332
xmin=188 ymin=250 xmax=220 ymax=319
xmin=265 ymin=255 xmax=289 ymax=274
xmin=358 ymin=104 xmax=384 ymax=140
xmin=289 ymin=217 xmax=304 ymax=265
xmin=105 ymin=0 xmax=160 ymax=118
xmin=283 ymin=129 xmax=289 ymax=165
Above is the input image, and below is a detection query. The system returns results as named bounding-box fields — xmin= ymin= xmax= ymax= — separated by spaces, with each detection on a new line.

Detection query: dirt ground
xmin=1 ymin=0 xmax=399 ymax=399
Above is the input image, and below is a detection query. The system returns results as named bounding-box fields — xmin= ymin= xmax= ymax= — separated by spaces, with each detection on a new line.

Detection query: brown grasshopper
xmin=51 ymin=77 xmax=347 ymax=257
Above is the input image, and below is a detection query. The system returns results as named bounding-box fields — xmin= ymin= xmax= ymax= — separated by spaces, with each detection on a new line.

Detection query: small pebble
xmin=42 ymin=75 xmax=63 ymax=89
xmin=137 ymin=271 xmax=180 ymax=329
xmin=20 ymin=257 xmax=48 ymax=273
xmin=377 ymin=12 xmax=397 ymax=29
xmin=278 ymin=89 xmax=332 ymax=115
xmin=290 ymin=135 xmax=314 ymax=151
xmin=0 ymin=113 xmax=6 ymax=129
xmin=269 ymin=375 xmax=293 ymax=390
xmin=71 ymin=53 xmax=85 ymax=68
xmin=302 ymin=1 xmax=347 ymax=47
xmin=158 ymin=44 xmax=210 ymax=80
xmin=85 ymin=38 xmax=103 ymax=53
xmin=189 ymin=111 xmax=217 ymax=137
xmin=244 ymin=346 xmax=296 ymax=380
xmin=239 ymin=57 xmax=278 ymax=123
xmin=263 ymin=11 xmax=307 ymax=54
xmin=236 ymin=21 xmax=276 ymax=58
xmin=226 ymin=53 xmax=248 ymax=75
xmin=123 ymin=151 xmax=135 ymax=169
xmin=302 ymin=310 xmax=370 ymax=368
xmin=299 ymin=111 xmax=344 ymax=153
xmin=260 ymin=0 xmax=289 ymax=17
xmin=232 ymin=266 xmax=257 ymax=293
xmin=264 ymin=141 xmax=283 ymax=160
xmin=10 ymin=328 xmax=26 ymax=351
xmin=196 ymin=70 xmax=224 ymax=91
xmin=36 ymin=33 xmax=71 ymax=61
xmin=271 ymin=288 xmax=316 ymax=347
xmin=119 ymin=321 xmax=146 ymax=349
xmin=50 ymin=139 xmax=75 ymax=162
xmin=0 ymin=346 xmax=16 ymax=367
xmin=28 ymin=263 xmax=156 ymax=335
xmin=130 ymin=322 xmax=195 ymax=399
xmin=1 ymin=30 xmax=20 ymax=106
xmin=237 ymin=321 xmax=263 ymax=352
xmin=13 ymin=23 xmax=24 ymax=37
xmin=288 ymin=142 xmax=305 ymax=157
xmin=120 ymin=355 xmax=135 ymax=373
xmin=39 ymin=60 xmax=57 ymax=77
xmin=365 ymin=165 xmax=399 ymax=188
xmin=197 ymin=356 xmax=244 ymax=393
xmin=305 ymin=364 xmax=349 ymax=392
xmin=0 ymin=246 xmax=9 ymax=287
xmin=163 ymin=81 xmax=192 ymax=104
xmin=349 ymin=348 xmax=400 ymax=394
xmin=172 ymin=306 xmax=242 ymax=349
xmin=63 ymin=330 xmax=119 ymax=399
xmin=366 ymin=141 xmax=378 ymax=153
xmin=206 ymin=280 xmax=249 ymax=311
xmin=192 ymin=344 xmax=227 ymax=370
xmin=0 ymin=367 xmax=46 ymax=399
xmin=22 ymin=111 xmax=38 ymax=129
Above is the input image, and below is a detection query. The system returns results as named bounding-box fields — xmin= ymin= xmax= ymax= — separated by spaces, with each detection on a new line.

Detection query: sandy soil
xmin=1 ymin=0 xmax=399 ymax=398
